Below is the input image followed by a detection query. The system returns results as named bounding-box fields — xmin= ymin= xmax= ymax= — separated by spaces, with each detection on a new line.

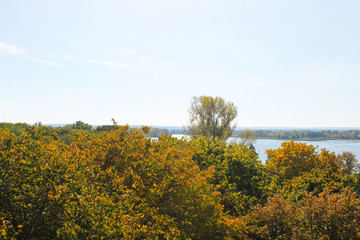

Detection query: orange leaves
xmin=247 ymin=187 xmax=360 ymax=239
xmin=264 ymin=141 xmax=347 ymax=204
xmin=265 ymin=141 xmax=340 ymax=180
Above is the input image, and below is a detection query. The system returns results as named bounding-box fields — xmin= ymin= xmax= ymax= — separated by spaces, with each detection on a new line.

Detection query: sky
xmin=1 ymin=0 xmax=360 ymax=128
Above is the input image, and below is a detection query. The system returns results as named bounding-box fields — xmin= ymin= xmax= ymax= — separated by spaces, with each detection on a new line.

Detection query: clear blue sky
xmin=1 ymin=0 xmax=360 ymax=128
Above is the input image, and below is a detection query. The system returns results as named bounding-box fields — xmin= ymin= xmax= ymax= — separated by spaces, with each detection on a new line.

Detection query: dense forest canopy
xmin=1 ymin=122 xmax=360 ymax=239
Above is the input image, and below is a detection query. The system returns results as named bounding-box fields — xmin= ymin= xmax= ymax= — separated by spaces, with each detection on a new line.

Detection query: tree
xmin=237 ymin=129 xmax=257 ymax=148
xmin=188 ymin=135 xmax=265 ymax=218
xmin=1 ymin=125 xmax=246 ymax=239
xmin=337 ymin=152 xmax=359 ymax=177
xmin=187 ymin=96 xmax=237 ymax=140
xmin=247 ymin=188 xmax=360 ymax=240
xmin=69 ymin=121 xmax=92 ymax=130
xmin=265 ymin=141 xmax=340 ymax=181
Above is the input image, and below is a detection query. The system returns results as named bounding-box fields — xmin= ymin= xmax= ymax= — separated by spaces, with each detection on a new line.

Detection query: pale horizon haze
xmin=1 ymin=0 xmax=360 ymax=128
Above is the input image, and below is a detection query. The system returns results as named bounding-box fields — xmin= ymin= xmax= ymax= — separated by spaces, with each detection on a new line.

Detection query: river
xmin=171 ymin=135 xmax=360 ymax=163
xmin=252 ymin=139 xmax=360 ymax=163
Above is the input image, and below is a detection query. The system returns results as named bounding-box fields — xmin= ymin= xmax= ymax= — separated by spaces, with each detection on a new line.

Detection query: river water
xmin=252 ymin=139 xmax=360 ymax=163
xmin=171 ymin=135 xmax=360 ymax=163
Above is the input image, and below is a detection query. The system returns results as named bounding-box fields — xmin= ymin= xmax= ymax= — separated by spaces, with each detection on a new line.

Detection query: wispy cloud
xmin=59 ymin=49 xmax=136 ymax=69
xmin=59 ymin=54 xmax=77 ymax=60
xmin=34 ymin=59 xmax=61 ymax=67
xmin=0 ymin=41 xmax=60 ymax=67
xmin=0 ymin=41 xmax=25 ymax=55
xmin=96 ymin=60 xmax=131 ymax=69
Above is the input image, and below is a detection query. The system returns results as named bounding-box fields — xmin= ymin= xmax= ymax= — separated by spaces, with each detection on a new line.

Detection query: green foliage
xmin=0 ymin=122 xmax=28 ymax=135
xmin=67 ymin=121 xmax=92 ymax=130
xmin=95 ymin=124 xmax=118 ymax=132
xmin=277 ymin=169 xmax=345 ymax=202
xmin=191 ymin=137 xmax=265 ymax=215
xmin=187 ymin=96 xmax=237 ymax=140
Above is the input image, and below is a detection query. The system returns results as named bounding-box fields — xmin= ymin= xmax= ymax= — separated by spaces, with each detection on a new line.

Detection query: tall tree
xmin=337 ymin=152 xmax=359 ymax=176
xmin=187 ymin=96 xmax=237 ymax=140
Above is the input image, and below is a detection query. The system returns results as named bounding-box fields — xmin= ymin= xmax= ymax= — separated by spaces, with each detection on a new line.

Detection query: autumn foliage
xmin=1 ymin=125 xmax=360 ymax=239
xmin=247 ymin=188 xmax=360 ymax=239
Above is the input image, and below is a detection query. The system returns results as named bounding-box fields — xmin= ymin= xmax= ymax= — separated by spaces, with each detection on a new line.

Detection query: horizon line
xmin=1 ymin=121 xmax=360 ymax=130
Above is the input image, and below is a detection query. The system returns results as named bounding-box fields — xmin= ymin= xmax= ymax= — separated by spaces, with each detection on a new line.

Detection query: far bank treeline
xmin=0 ymin=121 xmax=183 ymax=139
xmin=1 ymin=121 xmax=360 ymax=239
xmin=2 ymin=122 xmax=360 ymax=140
xmin=247 ymin=129 xmax=360 ymax=140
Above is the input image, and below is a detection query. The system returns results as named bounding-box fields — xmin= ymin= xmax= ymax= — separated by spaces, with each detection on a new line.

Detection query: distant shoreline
xmin=248 ymin=137 xmax=360 ymax=141
xmin=1 ymin=122 xmax=360 ymax=141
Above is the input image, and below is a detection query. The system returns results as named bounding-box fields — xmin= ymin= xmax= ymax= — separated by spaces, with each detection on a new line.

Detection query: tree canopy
xmin=1 ymin=122 xmax=360 ymax=239
xmin=187 ymin=96 xmax=237 ymax=140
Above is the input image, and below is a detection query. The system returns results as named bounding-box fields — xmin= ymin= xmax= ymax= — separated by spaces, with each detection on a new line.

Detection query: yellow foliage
xmin=265 ymin=141 xmax=340 ymax=180
xmin=0 ymin=126 xmax=245 ymax=239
